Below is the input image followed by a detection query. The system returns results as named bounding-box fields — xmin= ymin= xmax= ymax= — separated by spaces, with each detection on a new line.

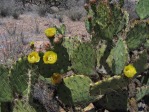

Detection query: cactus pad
xmin=144 ymin=39 xmax=149 ymax=49
xmin=96 ymin=41 xmax=107 ymax=68
xmin=89 ymin=1 xmax=127 ymax=42
xmin=13 ymin=101 xmax=36 ymax=112
xmin=126 ymin=21 xmax=149 ymax=51
xmin=62 ymin=36 xmax=81 ymax=60
xmin=71 ymin=42 xmax=96 ymax=75
xmin=106 ymin=39 xmax=128 ymax=75
xmin=133 ymin=50 xmax=148 ymax=75
xmin=135 ymin=0 xmax=149 ymax=19
xmin=10 ymin=57 xmax=37 ymax=95
xmin=57 ymin=75 xmax=95 ymax=106
xmin=0 ymin=66 xmax=13 ymax=102
xmin=136 ymin=86 xmax=149 ymax=101
xmin=94 ymin=89 xmax=128 ymax=111
xmin=90 ymin=75 xmax=129 ymax=96
xmin=37 ymin=45 xmax=71 ymax=77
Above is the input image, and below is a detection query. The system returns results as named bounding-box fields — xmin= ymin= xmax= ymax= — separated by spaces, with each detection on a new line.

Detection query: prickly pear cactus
xmin=57 ymin=75 xmax=95 ymax=107
xmin=126 ymin=21 xmax=149 ymax=51
xmin=144 ymin=39 xmax=149 ymax=49
xmin=136 ymin=86 xmax=149 ymax=101
xmin=133 ymin=50 xmax=148 ymax=75
xmin=10 ymin=57 xmax=37 ymax=95
xmin=106 ymin=38 xmax=128 ymax=74
xmin=37 ymin=45 xmax=70 ymax=78
xmin=62 ymin=36 xmax=81 ymax=60
xmin=135 ymin=0 xmax=149 ymax=19
xmin=13 ymin=101 xmax=36 ymax=112
xmin=85 ymin=0 xmax=128 ymax=43
xmin=90 ymin=75 xmax=129 ymax=96
xmin=0 ymin=66 xmax=13 ymax=102
xmin=94 ymin=89 xmax=128 ymax=111
xmin=96 ymin=41 xmax=107 ymax=68
xmin=71 ymin=42 xmax=96 ymax=76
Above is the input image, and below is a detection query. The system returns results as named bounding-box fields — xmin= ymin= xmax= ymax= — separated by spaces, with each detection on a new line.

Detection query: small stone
xmin=50 ymin=6 xmax=59 ymax=13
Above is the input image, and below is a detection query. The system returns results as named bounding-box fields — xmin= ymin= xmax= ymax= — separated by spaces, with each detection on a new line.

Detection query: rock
xmin=50 ymin=6 xmax=59 ymax=13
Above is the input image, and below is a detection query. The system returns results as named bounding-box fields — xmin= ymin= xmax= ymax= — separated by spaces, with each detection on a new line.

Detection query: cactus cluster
xmin=0 ymin=0 xmax=149 ymax=111
xmin=0 ymin=66 xmax=13 ymax=102
xmin=57 ymin=75 xmax=95 ymax=107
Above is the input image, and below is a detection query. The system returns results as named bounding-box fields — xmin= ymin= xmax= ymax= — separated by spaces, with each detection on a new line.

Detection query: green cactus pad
xmin=133 ymin=50 xmax=148 ymax=75
xmin=90 ymin=75 xmax=129 ymax=96
xmin=71 ymin=42 xmax=96 ymax=75
xmin=106 ymin=39 xmax=128 ymax=75
xmin=89 ymin=1 xmax=127 ymax=42
xmin=13 ymin=101 xmax=36 ymax=112
xmin=135 ymin=0 xmax=149 ymax=19
xmin=62 ymin=36 xmax=81 ymax=60
xmin=57 ymin=75 xmax=95 ymax=107
xmin=144 ymin=39 xmax=149 ymax=49
xmin=96 ymin=41 xmax=107 ymax=68
xmin=37 ymin=45 xmax=71 ymax=78
xmin=136 ymin=86 xmax=149 ymax=101
xmin=10 ymin=57 xmax=37 ymax=95
xmin=96 ymin=1 xmax=111 ymax=29
xmin=94 ymin=89 xmax=128 ymax=111
xmin=0 ymin=66 xmax=13 ymax=102
xmin=85 ymin=19 xmax=93 ymax=33
xmin=126 ymin=21 xmax=149 ymax=51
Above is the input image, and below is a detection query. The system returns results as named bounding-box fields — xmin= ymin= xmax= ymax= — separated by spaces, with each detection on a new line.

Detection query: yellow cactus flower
xmin=51 ymin=73 xmax=62 ymax=85
xmin=124 ymin=64 xmax=137 ymax=78
xmin=43 ymin=51 xmax=57 ymax=64
xmin=28 ymin=51 xmax=40 ymax=63
xmin=44 ymin=28 xmax=56 ymax=38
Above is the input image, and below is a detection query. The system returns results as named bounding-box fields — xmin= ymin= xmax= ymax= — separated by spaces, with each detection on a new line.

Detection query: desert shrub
xmin=12 ymin=11 xmax=20 ymax=19
xmin=53 ymin=14 xmax=63 ymax=23
xmin=66 ymin=7 xmax=86 ymax=21
xmin=0 ymin=8 xmax=10 ymax=17
xmin=0 ymin=0 xmax=17 ymax=17
xmin=65 ymin=0 xmax=85 ymax=9
xmin=37 ymin=5 xmax=47 ymax=17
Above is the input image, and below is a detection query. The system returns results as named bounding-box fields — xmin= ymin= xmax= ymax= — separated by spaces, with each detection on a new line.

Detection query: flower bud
xmin=88 ymin=16 xmax=92 ymax=21
xmin=58 ymin=34 xmax=63 ymax=39
xmin=53 ymin=37 xmax=61 ymax=44
xmin=84 ymin=3 xmax=89 ymax=10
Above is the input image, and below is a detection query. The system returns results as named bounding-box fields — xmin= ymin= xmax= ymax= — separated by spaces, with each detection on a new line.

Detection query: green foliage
xmin=13 ymin=101 xmax=36 ymax=112
xmin=10 ymin=57 xmax=37 ymax=95
xmin=53 ymin=44 xmax=71 ymax=73
xmin=85 ymin=19 xmax=92 ymax=33
xmin=94 ymin=89 xmax=128 ymax=111
xmin=55 ymin=24 xmax=66 ymax=35
xmin=0 ymin=66 xmax=13 ymax=102
xmin=135 ymin=0 xmax=149 ymax=19
xmin=71 ymin=42 xmax=96 ymax=75
xmin=90 ymin=76 xmax=128 ymax=96
xmin=86 ymin=1 xmax=127 ymax=43
xmin=144 ymin=39 xmax=149 ymax=49
xmin=136 ymin=75 xmax=149 ymax=101
xmin=106 ymin=39 xmax=128 ymax=74
xmin=136 ymin=86 xmax=149 ymax=101
xmin=37 ymin=45 xmax=70 ymax=78
xmin=126 ymin=21 xmax=149 ymax=51
xmin=57 ymin=75 xmax=95 ymax=106
xmin=96 ymin=41 xmax=107 ymax=68
xmin=0 ymin=0 xmax=149 ymax=111
xmin=62 ymin=36 xmax=80 ymax=59
xmin=133 ymin=50 xmax=148 ymax=75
